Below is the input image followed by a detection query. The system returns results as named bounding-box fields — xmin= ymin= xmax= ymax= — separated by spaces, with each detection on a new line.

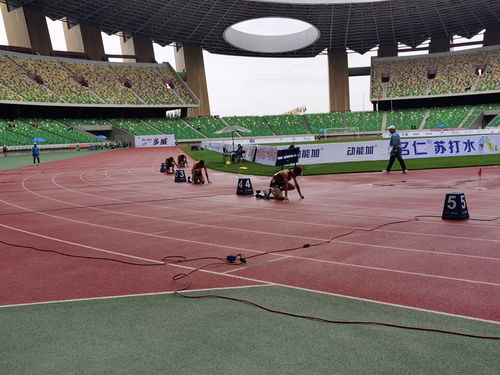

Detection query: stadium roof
xmin=8 ymin=0 xmax=500 ymax=57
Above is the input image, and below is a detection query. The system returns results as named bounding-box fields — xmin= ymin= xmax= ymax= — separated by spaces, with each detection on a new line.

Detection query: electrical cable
xmin=2 ymin=214 xmax=500 ymax=340
xmin=0 ymin=239 xmax=166 ymax=267
xmin=173 ymin=290 xmax=500 ymax=340
xmin=170 ymin=214 xmax=500 ymax=340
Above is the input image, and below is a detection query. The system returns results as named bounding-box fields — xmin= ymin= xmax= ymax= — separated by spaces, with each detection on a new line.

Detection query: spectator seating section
xmin=27 ymin=119 xmax=97 ymax=143
xmin=111 ymin=64 xmax=180 ymax=105
xmin=424 ymin=106 xmax=472 ymax=129
xmin=4 ymin=103 xmax=500 ymax=146
xmin=477 ymin=49 xmax=500 ymax=92
xmin=107 ymin=119 xmax=161 ymax=135
xmin=372 ymin=46 xmax=500 ymax=99
xmin=157 ymin=65 xmax=198 ymax=105
xmin=489 ymin=114 xmax=500 ymax=127
xmin=344 ymin=111 xmax=384 ymax=132
xmin=224 ymin=116 xmax=274 ymax=136
xmin=430 ymin=53 xmax=480 ymax=95
xmin=0 ymin=51 xmax=197 ymax=106
xmin=385 ymin=58 xmax=432 ymax=98
xmin=145 ymin=118 xmax=203 ymax=140
xmin=386 ymin=109 xmax=427 ymax=130
xmin=264 ymin=115 xmax=309 ymax=135
xmin=184 ymin=117 xmax=231 ymax=138
xmin=304 ymin=112 xmax=344 ymax=133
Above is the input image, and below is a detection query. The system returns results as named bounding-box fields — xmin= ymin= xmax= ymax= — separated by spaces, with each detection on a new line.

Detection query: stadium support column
xmin=63 ymin=22 xmax=107 ymax=61
xmin=429 ymin=36 xmax=450 ymax=54
xmin=328 ymin=48 xmax=350 ymax=113
xmin=484 ymin=27 xmax=500 ymax=46
xmin=175 ymin=44 xmax=211 ymax=117
xmin=0 ymin=4 xmax=52 ymax=55
xmin=120 ymin=36 xmax=156 ymax=63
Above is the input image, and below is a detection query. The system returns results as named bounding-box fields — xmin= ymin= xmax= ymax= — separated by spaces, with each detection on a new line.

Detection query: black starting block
xmin=160 ymin=162 xmax=165 ymax=173
xmin=175 ymin=169 xmax=187 ymax=183
xmin=236 ymin=178 xmax=253 ymax=195
xmin=442 ymin=192 xmax=469 ymax=220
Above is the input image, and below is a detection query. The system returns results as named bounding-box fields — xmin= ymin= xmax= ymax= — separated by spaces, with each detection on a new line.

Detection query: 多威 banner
xmin=135 ymin=135 xmax=176 ymax=148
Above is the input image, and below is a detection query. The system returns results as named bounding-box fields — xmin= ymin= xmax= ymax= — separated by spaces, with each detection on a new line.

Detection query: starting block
xmin=442 ymin=192 xmax=469 ymax=220
xmin=236 ymin=177 xmax=253 ymax=195
xmin=174 ymin=169 xmax=187 ymax=183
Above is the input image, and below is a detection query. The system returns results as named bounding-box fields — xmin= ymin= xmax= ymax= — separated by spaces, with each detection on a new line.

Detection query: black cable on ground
xmin=174 ymin=290 xmax=500 ymax=340
xmin=0 ymin=239 xmax=165 ymax=267
xmin=2 ymin=215 xmax=500 ymax=340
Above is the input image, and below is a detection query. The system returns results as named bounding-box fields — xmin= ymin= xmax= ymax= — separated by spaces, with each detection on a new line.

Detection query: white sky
xmin=0 ymin=17 xmax=484 ymax=117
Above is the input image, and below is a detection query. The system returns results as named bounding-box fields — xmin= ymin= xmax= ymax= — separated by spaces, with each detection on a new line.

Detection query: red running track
xmin=1 ymin=148 xmax=499 ymax=322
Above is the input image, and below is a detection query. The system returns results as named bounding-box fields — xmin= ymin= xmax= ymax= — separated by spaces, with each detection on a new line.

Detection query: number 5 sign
xmin=442 ymin=192 xmax=469 ymax=220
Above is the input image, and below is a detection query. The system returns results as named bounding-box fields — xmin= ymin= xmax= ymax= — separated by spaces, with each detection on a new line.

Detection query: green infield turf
xmin=0 ymin=149 xmax=111 ymax=171
xmin=184 ymin=147 xmax=500 ymax=176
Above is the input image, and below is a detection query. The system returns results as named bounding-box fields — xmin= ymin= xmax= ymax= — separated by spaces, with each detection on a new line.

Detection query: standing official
xmin=32 ymin=143 xmax=41 ymax=165
xmin=384 ymin=125 xmax=407 ymax=174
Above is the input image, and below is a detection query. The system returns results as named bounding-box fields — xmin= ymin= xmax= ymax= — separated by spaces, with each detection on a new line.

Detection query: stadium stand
xmin=111 ymin=64 xmax=181 ymax=105
xmin=344 ymin=111 xmax=384 ymax=132
xmin=424 ymin=106 xmax=472 ymax=129
xmin=372 ymin=46 xmax=500 ymax=100
xmin=60 ymin=60 xmax=144 ymax=105
xmin=430 ymin=53 xmax=481 ymax=95
xmin=382 ymin=57 xmax=432 ymax=98
xmin=476 ymin=49 xmax=500 ymax=92
xmin=184 ymin=117 xmax=231 ymax=138
xmin=303 ymin=112 xmax=344 ymax=134
xmin=25 ymin=119 xmax=97 ymax=143
xmin=157 ymin=65 xmax=198 ymax=105
xmin=0 ymin=54 xmax=65 ymax=103
xmin=106 ymin=119 xmax=161 ymax=135
xmin=0 ymin=51 xmax=194 ymax=107
xmin=488 ymin=114 xmax=500 ymax=127
xmin=9 ymin=54 xmax=103 ymax=104
xmin=2 ymin=119 xmax=74 ymax=144
xmin=386 ymin=109 xmax=427 ymax=130
xmin=61 ymin=118 xmax=112 ymax=127
xmin=264 ymin=115 xmax=309 ymax=135
xmin=224 ymin=116 xmax=274 ymax=136
xmin=144 ymin=118 xmax=204 ymax=140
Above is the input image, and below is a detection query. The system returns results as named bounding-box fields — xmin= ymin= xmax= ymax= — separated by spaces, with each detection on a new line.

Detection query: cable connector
xmin=226 ymin=254 xmax=247 ymax=263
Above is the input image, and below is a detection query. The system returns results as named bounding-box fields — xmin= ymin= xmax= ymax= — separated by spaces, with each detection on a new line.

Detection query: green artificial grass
xmin=184 ymin=147 xmax=499 ymax=176
xmin=0 ymin=149 xmax=110 ymax=171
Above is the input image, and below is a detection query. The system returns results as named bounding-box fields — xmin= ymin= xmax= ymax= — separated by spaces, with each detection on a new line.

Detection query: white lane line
xmin=20 ymin=173 xmax=500 ymax=244
xmin=0 ymin=223 xmax=164 ymax=264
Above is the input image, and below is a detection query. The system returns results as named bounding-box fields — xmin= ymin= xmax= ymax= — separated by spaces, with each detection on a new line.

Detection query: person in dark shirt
xmin=32 ymin=143 xmax=40 ymax=165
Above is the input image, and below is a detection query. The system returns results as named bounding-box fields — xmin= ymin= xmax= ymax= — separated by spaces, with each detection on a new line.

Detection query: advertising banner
xmin=135 ymin=134 xmax=176 ymax=148
xmin=382 ymin=128 xmax=500 ymax=138
xmin=289 ymin=134 xmax=500 ymax=165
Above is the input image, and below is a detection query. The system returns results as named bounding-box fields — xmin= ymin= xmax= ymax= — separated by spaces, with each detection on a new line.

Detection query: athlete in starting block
xmin=191 ymin=160 xmax=211 ymax=184
xmin=165 ymin=157 xmax=178 ymax=174
xmin=178 ymin=154 xmax=189 ymax=168
xmin=257 ymin=166 xmax=304 ymax=201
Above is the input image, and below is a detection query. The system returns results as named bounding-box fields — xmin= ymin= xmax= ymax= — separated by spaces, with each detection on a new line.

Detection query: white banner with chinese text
xmin=135 ymin=134 xmax=176 ymax=148
xmin=254 ymin=134 xmax=500 ymax=165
